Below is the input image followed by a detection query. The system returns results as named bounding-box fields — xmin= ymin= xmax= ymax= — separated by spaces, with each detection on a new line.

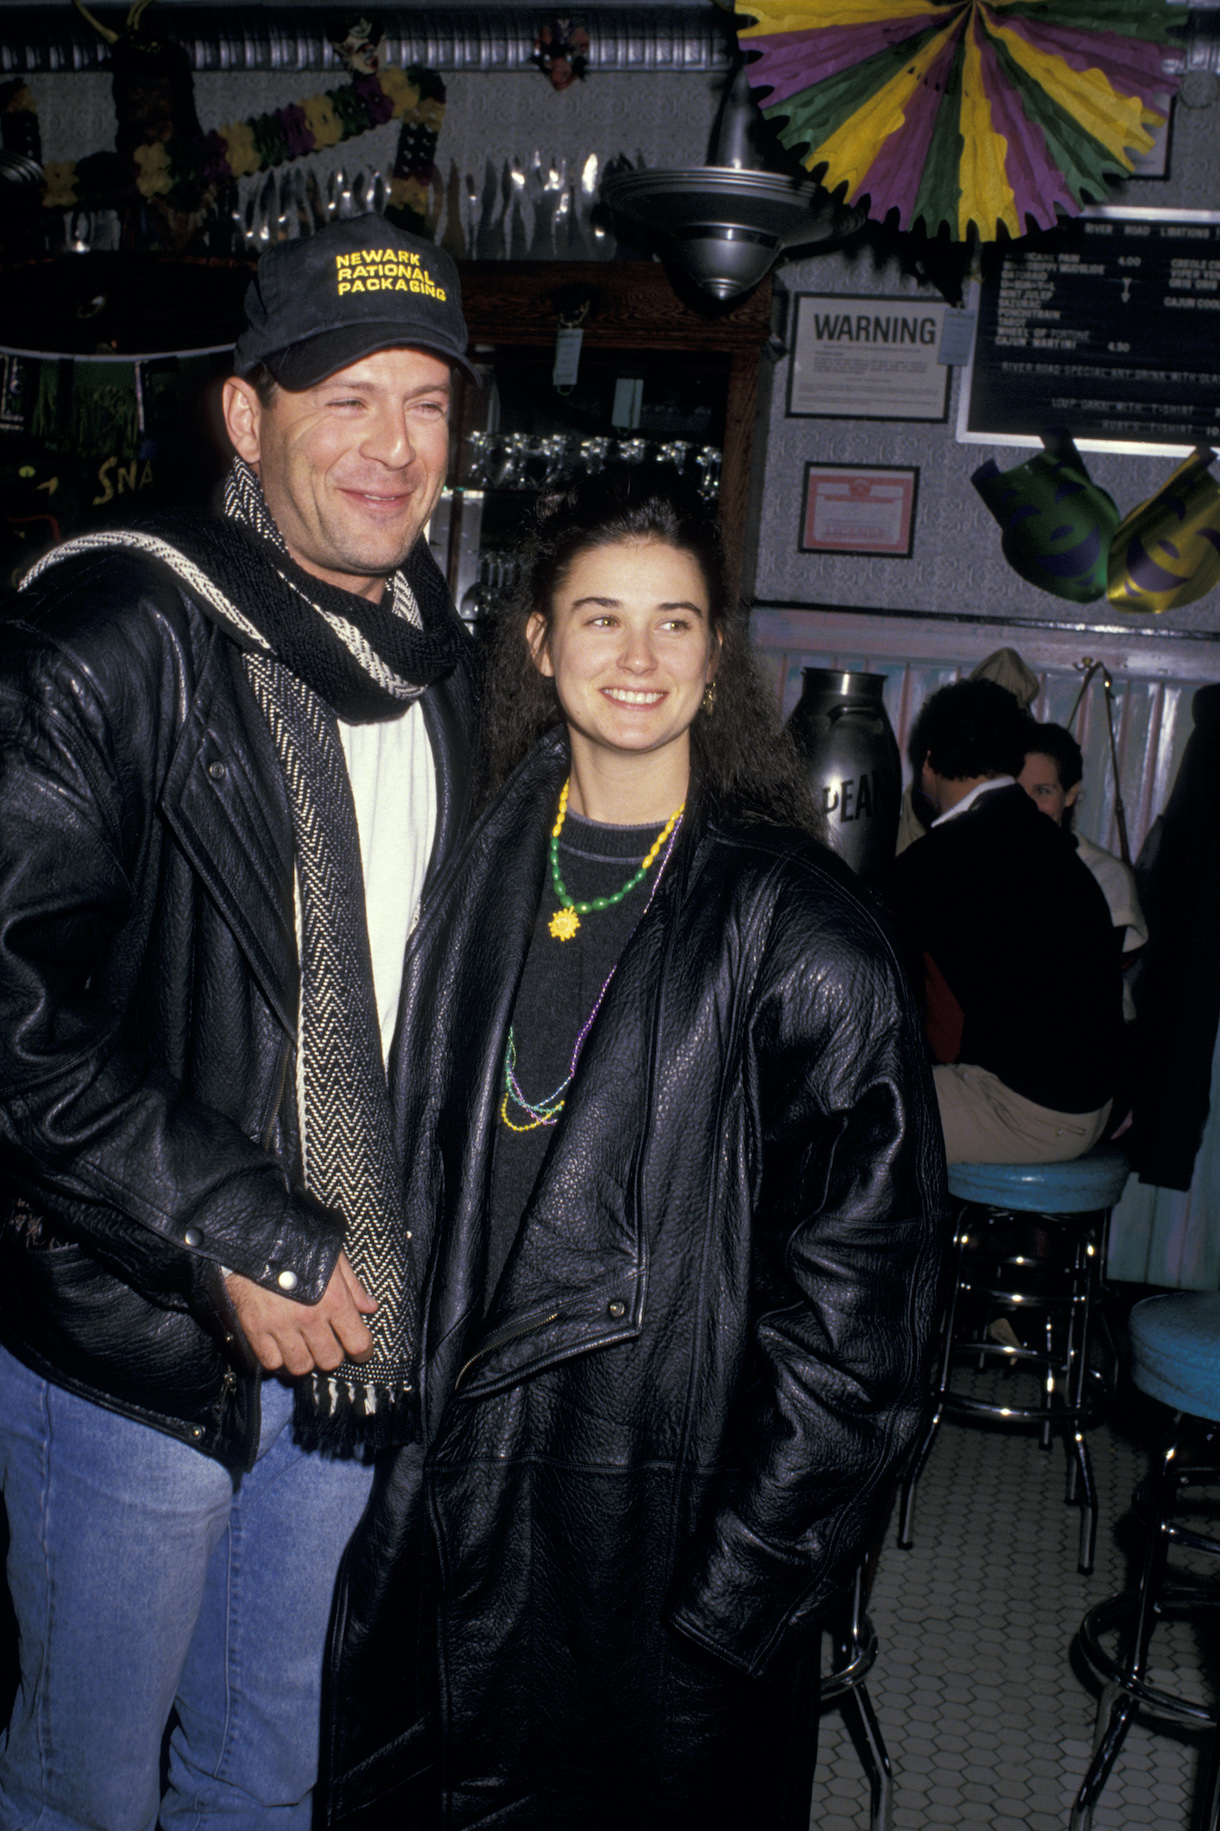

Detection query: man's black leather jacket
xmin=0 ymin=540 xmax=475 ymax=1470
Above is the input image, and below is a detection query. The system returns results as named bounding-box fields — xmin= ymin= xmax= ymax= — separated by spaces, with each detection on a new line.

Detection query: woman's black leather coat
xmin=0 ymin=543 xmax=474 ymax=1469
xmin=324 ymin=734 xmax=947 ymax=1830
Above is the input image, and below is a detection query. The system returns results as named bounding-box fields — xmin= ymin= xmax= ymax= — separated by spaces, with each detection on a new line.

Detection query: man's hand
xmin=224 ymin=1252 xmax=377 ymax=1376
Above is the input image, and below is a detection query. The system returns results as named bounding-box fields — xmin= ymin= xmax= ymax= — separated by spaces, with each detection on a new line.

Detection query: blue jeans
xmin=0 ymin=1345 xmax=375 ymax=1831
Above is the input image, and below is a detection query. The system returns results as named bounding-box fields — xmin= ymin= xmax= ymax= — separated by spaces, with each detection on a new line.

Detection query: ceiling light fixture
xmin=602 ymin=59 xmax=863 ymax=303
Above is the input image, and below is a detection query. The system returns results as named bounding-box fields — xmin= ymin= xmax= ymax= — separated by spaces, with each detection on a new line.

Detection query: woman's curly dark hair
xmin=475 ymin=462 xmax=820 ymax=835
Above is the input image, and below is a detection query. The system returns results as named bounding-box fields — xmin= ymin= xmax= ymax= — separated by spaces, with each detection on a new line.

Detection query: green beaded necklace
xmin=547 ymin=777 xmax=685 ymax=942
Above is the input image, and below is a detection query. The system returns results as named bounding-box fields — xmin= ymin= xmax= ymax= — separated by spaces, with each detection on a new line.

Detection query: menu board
xmin=958 ymin=208 xmax=1220 ymax=456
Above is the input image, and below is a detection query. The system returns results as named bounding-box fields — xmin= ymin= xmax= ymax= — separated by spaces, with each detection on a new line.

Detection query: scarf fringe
xmin=293 ymin=1374 xmax=420 ymax=1454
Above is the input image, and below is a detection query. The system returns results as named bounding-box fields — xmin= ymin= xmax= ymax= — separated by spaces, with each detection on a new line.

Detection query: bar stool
xmin=1070 ymin=1291 xmax=1220 ymax=1830
xmin=821 ymin=1560 xmax=893 ymax=1831
xmin=1199 ymin=1715 xmax=1220 ymax=1831
xmin=897 ymin=1146 xmax=1130 ymax=1574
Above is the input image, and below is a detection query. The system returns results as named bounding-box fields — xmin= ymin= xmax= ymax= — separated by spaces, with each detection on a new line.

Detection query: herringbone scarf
xmin=23 ymin=459 xmax=463 ymax=1449
xmin=228 ymin=464 xmax=420 ymax=1450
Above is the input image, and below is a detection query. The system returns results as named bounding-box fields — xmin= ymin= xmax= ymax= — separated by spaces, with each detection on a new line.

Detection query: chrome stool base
xmin=1070 ymin=1418 xmax=1220 ymax=1831
xmin=822 ymin=1562 xmax=894 ymax=1831
xmin=898 ymin=1197 xmax=1112 ymax=1574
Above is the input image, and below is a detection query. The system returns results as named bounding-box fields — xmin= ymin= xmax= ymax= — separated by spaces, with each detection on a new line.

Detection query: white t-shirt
xmin=1074 ymin=833 xmax=1147 ymax=955
xmin=338 ymin=702 xmax=436 ymax=1064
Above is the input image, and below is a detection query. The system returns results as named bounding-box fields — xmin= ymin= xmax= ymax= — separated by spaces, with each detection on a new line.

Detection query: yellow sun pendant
xmin=549 ymin=906 xmax=581 ymax=941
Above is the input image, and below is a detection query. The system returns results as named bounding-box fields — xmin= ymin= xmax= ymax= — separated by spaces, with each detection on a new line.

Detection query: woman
xmin=323 ymin=466 xmax=945 ymax=1830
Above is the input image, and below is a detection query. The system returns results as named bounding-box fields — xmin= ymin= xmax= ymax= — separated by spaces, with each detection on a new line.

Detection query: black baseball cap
xmin=233 ymin=218 xmax=476 ymax=390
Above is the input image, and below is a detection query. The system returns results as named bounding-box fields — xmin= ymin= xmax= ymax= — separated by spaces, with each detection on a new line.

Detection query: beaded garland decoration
xmin=500 ymin=802 xmax=683 ymax=1133
xmin=547 ymin=778 xmax=684 ymax=942
xmin=33 ymin=67 xmax=444 ymax=223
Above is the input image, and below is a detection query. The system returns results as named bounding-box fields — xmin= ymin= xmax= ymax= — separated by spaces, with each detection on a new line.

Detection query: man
xmin=0 ymin=217 xmax=476 ymax=1829
xmin=880 ymin=679 xmax=1123 ymax=1164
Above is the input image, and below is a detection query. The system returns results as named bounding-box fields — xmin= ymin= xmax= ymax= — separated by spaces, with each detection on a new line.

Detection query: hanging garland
xmin=737 ymin=0 xmax=1184 ymax=243
xmin=19 ymin=2 xmax=445 ymax=245
xmin=38 ymin=64 xmax=443 ymax=216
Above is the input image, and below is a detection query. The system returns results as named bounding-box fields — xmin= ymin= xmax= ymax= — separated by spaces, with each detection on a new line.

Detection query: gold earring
xmin=701 ymin=681 xmax=717 ymax=714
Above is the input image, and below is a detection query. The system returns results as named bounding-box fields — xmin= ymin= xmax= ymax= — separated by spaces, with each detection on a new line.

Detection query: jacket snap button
xmin=183 ymin=1227 xmax=202 ymax=1247
xmin=190 ymin=1425 xmax=203 ymax=1439
xmin=607 ymin=1300 xmax=626 ymax=1319
xmin=208 ymin=760 xmax=226 ymax=781
xmin=277 ymin=1269 xmax=299 ymax=1292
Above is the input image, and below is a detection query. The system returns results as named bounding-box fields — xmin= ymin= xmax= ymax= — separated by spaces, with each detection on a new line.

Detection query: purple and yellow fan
xmin=738 ymin=1 xmax=1182 ymax=243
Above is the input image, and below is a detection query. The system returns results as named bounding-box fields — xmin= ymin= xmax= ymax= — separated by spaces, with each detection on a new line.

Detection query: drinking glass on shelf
xmin=615 ymin=438 xmax=648 ymax=468
xmin=578 ymin=436 xmax=610 ymax=476
xmin=464 ymin=430 xmax=491 ymax=487
xmin=494 ymin=556 xmax=523 ymax=607
xmin=694 ymin=446 xmax=722 ymax=501
xmin=656 ymin=440 xmax=693 ymax=478
xmin=541 ymin=433 xmax=575 ymax=485
xmin=475 ymin=555 xmax=524 ymax=620
xmin=490 ymin=432 xmax=528 ymax=490
xmin=521 ymin=436 xmax=553 ymax=489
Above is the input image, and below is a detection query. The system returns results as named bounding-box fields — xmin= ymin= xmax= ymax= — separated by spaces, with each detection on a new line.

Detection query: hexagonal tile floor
xmin=812 ymin=1380 xmax=1218 ymax=1830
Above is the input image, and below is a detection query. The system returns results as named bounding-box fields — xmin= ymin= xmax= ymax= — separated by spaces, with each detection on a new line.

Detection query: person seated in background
xmin=1019 ymin=723 xmax=1147 ymax=1017
xmin=880 ymin=679 xmax=1125 ymax=1165
xmin=895 ymin=646 xmax=1039 ymax=855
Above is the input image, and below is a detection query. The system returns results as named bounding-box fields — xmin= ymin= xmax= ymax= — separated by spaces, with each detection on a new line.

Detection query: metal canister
xmin=786 ymin=668 xmax=901 ymax=879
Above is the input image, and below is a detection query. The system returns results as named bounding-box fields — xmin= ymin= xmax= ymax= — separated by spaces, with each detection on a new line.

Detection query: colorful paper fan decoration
xmin=1107 ymin=447 xmax=1220 ymax=614
xmin=738 ymin=1 xmax=1183 ymax=242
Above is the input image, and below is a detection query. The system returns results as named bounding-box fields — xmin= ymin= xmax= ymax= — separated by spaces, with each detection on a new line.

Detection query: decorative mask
xmin=971 ymin=432 xmax=1120 ymax=605
xmin=1107 ymin=446 xmax=1220 ymax=615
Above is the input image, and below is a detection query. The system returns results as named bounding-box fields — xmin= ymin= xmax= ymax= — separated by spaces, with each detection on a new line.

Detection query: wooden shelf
xmin=453 ymin=261 xmax=772 ymax=585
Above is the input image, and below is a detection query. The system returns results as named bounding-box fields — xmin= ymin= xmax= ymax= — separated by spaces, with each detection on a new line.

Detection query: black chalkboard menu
xmin=960 ymin=208 xmax=1220 ymax=454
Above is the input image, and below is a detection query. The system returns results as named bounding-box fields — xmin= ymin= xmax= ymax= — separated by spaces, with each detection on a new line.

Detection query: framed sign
xmin=799 ymin=464 xmax=919 ymax=558
xmin=958 ymin=206 xmax=1220 ymax=456
xmin=788 ymin=294 xmax=951 ymax=423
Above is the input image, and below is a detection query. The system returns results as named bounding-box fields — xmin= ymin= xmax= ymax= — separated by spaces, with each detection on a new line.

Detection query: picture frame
xmin=799 ymin=463 xmax=919 ymax=558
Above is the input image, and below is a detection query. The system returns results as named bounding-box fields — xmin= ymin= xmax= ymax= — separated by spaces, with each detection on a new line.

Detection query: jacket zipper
xmin=261 ymin=1037 xmax=292 ymax=1152
xmin=455 ymin=1311 xmax=559 ymax=1390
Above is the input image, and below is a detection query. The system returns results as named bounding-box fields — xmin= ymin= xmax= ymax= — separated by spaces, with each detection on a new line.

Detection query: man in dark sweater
xmin=880 ymin=679 xmax=1123 ymax=1163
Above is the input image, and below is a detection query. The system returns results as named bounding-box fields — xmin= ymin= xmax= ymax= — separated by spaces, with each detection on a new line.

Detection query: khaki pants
xmin=934 ymin=1062 xmax=1111 ymax=1166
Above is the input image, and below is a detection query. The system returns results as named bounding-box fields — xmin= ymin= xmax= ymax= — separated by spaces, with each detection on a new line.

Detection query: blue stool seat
xmin=947 ymin=1144 xmax=1130 ymax=1214
xmin=1129 ymin=1291 xmax=1220 ymax=1425
xmin=901 ymin=1146 xmax=1129 ymax=1575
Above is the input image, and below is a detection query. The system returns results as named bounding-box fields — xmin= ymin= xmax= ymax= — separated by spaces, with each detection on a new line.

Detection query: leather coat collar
xmin=402 ymin=736 xmax=730 ymax=1423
